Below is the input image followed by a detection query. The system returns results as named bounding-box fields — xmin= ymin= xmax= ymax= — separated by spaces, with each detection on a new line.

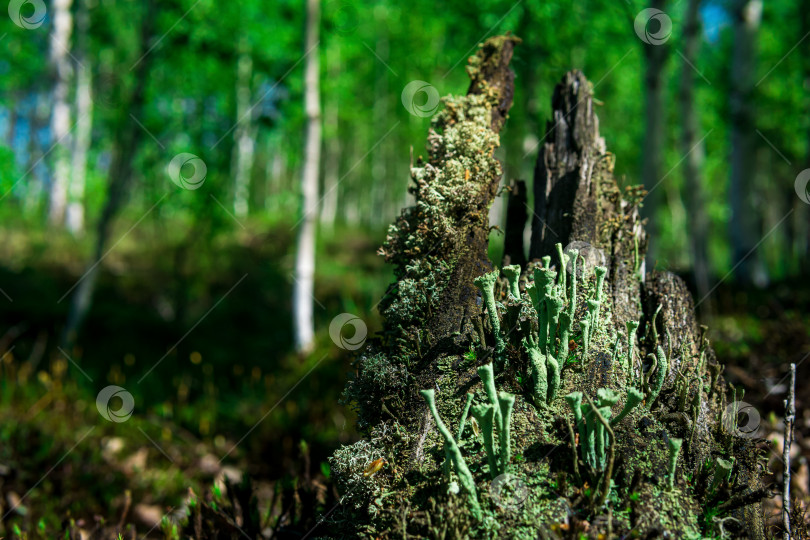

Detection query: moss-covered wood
xmin=332 ymin=36 xmax=769 ymax=539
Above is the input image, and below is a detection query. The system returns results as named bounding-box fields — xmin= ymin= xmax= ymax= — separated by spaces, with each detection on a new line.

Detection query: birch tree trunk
xmin=48 ymin=0 xmax=74 ymax=226
xmin=640 ymin=0 xmax=669 ymax=266
xmin=729 ymin=0 xmax=764 ymax=285
xmin=232 ymin=38 xmax=255 ymax=219
xmin=320 ymin=41 xmax=340 ymax=230
xmin=293 ymin=0 xmax=321 ymax=353
xmin=67 ymin=0 xmax=92 ymax=234
xmin=679 ymin=0 xmax=711 ymax=313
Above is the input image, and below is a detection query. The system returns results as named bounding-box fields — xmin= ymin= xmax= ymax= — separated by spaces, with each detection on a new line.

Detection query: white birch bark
xmin=67 ymin=0 xmax=92 ymax=234
xmin=293 ymin=0 xmax=321 ymax=353
xmin=232 ymin=40 xmax=255 ymax=219
xmin=320 ymin=41 xmax=340 ymax=229
xmin=48 ymin=0 xmax=74 ymax=225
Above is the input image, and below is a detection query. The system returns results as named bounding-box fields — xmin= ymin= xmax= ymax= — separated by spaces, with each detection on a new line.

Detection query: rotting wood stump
xmin=331 ymin=35 xmax=769 ymax=539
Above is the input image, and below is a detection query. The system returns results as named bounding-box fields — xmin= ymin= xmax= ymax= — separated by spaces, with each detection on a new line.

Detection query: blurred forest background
xmin=0 ymin=0 xmax=808 ymax=535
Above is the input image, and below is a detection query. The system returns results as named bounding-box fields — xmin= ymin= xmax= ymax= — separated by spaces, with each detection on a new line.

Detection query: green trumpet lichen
xmin=420 ymin=389 xmax=481 ymax=518
xmin=568 ymin=389 xmax=618 ymax=472
xmin=545 ymin=295 xmax=563 ymax=360
xmin=477 ymin=362 xmax=502 ymax=426
xmin=587 ymin=299 xmax=599 ymax=333
xmin=520 ymin=260 xmax=571 ymax=406
xmin=458 ymin=392 xmax=474 ymax=439
xmin=497 ymin=391 xmax=515 ymax=475
xmin=333 ymin=57 xmax=769 ymax=538
xmin=472 ymin=363 xmax=515 ymax=477
xmin=580 ymin=319 xmax=591 ymax=363
xmin=646 ymin=345 xmax=668 ymax=409
xmin=597 ymin=388 xmax=620 ymax=408
xmin=474 ymin=270 xmax=504 ymax=356
xmin=593 ymin=266 xmax=607 ymax=330
xmin=502 ymin=265 xmax=522 ymax=300
xmin=587 ymin=395 xmax=616 ymax=507
xmin=546 ymin=353 xmax=560 ymax=403
xmin=470 ymin=402 xmax=498 ymax=479
xmin=523 ymin=336 xmax=548 ymax=406
xmin=611 ymin=387 xmax=644 ymax=426
xmin=594 ymin=389 xmax=619 ymax=471
xmin=709 ymin=457 xmax=734 ymax=494
xmin=534 ymin=267 xmax=557 ymax=355
xmin=558 ymin=311 xmax=572 ymax=362
xmin=667 ymin=438 xmax=683 ymax=490
xmin=565 ymin=392 xmax=587 ymax=467
xmin=594 ymin=265 xmax=607 ymax=298
xmin=444 ymin=392 xmax=476 ymax=478
xmin=555 ymin=242 xmax=568 ymax=299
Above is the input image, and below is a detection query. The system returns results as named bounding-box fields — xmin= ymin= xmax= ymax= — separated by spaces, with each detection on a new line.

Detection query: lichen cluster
xmin=377 ymin=88 xmax=501 ymax=352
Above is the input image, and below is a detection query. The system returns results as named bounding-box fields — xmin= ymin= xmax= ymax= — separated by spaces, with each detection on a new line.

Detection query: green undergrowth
xmin=0 ymin=374 xmax=207 ymax=537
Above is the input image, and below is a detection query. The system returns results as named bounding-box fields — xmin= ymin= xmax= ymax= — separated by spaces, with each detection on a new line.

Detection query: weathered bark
xmin=48 ymin=0 xmax=74 ymax=226
xmin=679 ymin=0 xmax=712 ymax=313
xmin=531 ymin=70 xmax=765 ymax=538
xmin=379 ymin=35 xmax=519 ymax=351
xmin=729 ymin=0 xmax=765 ymax=285
xmin=529 ymin=70 xmax=646 ymax=329
xmin=292 ymin=0 xmax=321 ymax=353
xmin=67 ymin=0 xmax=93 ymax=234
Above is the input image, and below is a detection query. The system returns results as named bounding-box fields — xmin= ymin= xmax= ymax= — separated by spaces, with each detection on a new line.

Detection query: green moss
xmin=340 ymin=351 xmax=409 ymax=431
xmin=667 ymin=438 xmax=683 ymax=490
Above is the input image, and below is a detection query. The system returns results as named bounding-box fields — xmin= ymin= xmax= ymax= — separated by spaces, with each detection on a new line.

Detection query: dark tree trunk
xmin=502 ymin=179 xmax=527 ymax=268
xmin=729 ymin=0 xmax=764 ymax=285
xmin=61 ymin=1 xmax=155 ymax=346
xmin=679 ymin=0 xmax=712 ymax=313
xmin=640 ymin=0 xmax=669 ymax=266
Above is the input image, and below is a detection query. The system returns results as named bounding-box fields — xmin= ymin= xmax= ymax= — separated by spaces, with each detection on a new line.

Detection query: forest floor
xmin=0 ymin=224 xmax=807 ymax=537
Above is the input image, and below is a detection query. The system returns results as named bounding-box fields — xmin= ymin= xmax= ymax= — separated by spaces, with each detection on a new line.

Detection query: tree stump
xmin=332 ymin=36 xmax=768 ymax=539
